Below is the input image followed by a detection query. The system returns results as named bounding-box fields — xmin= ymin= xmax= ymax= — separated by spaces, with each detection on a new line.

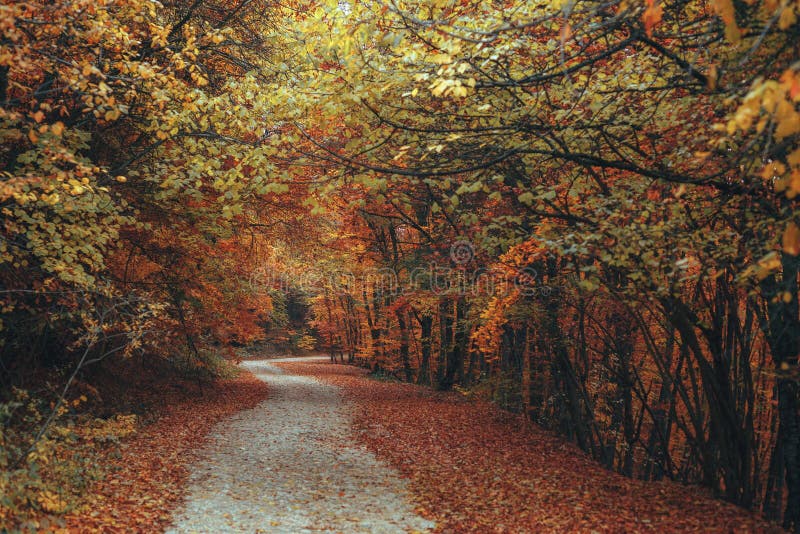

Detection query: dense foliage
xmin=1 ymin=0 xmax=799 ymax=529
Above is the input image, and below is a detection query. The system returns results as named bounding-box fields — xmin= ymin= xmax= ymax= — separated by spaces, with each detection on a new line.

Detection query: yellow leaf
xmin=37 ymin=490 xmax=67 ymax=513
xmin=775 ymin=103 xmax=800 ymax=140
xmin=783 ymin=222 xmax=800 ymax=255
xmin=51 ymin=122 xmax=64 ymax=136
xmin=711 ymin=0 xmax=742 ymax=42
xmin=429 ymin=53 xmax=452 ymax=65
xmin=757 ymin=252 xmax=782 ymax=280
xmin=707 ymin=65 xmax=718 ymax=90
xmin=761 ymin=161 xmax=786 ymax=179
xmin=788 ymin=148 xmax=800 ymax=167
xmin=788 ymin=170 xmax=800 ymax=197
xmin=779 ymin=4 xmax=797 ymax=29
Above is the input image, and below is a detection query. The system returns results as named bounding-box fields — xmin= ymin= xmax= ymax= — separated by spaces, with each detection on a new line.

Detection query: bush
xmin=0 ymin=388 xmax=137 ymax=529
xmin=169 ymin=347 xmax=240 ymax=382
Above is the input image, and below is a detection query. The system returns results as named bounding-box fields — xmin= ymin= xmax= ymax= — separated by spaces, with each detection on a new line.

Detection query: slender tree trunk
xmin=0 ymin=65 xmax=8 ymax=105
xmin=397 ymin=309 xmax=413 ymax=382
xmin=522 ymin=327 xmax=531 ymax=419
xmin=437 ymin=298 xmax=454 ymax=390
xmin=417 ymin=312 xmax=433 ymax=386
xmin=643 ymin=330 xmax=676 ymax=481
xmin=439 ymin=297 xmax=467 ymax=390
xmin=765 ymin=412 xmax=785 ymax=520
xmin=760 ymin=254 xmax=800 ymax=530
xmin=362 ymin=286 xmax=382 ymax=371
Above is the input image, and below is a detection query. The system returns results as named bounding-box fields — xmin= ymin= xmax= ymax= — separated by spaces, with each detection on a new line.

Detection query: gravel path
xmin=167 ymin=357 xmax=434 ymax=533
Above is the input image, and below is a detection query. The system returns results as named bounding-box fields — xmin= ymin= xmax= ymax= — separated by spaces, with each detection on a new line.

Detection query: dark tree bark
xmin=760 ymin=255 xmax=800 ymax=530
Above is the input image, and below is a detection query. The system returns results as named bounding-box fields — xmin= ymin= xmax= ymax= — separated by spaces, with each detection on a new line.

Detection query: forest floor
xmin=277 ymin=358 xmax=785 ymax=534
xmin=167 ymin=357 xmax=433 ymax=533
xmin=60 ymin=365 xmax=270 ymax=532
xmin=59 ymin=356 xmax=785 ymax=533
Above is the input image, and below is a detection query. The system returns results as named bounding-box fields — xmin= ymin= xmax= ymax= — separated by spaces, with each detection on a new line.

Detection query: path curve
xmin=167 ymin=357 xmax=434 ymax=533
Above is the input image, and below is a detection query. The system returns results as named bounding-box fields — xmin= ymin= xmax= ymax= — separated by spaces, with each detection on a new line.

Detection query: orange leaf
xmin=642 ymin=0 xmax=663 ymax=37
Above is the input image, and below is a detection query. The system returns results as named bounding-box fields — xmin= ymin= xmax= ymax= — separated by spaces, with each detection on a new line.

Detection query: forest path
xmin=166 ymin=357 xmax=434 ymax=533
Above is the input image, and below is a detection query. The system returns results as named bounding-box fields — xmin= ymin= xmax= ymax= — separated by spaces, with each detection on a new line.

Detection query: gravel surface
xmin=167 ymin=357 xmax=434 ymax=533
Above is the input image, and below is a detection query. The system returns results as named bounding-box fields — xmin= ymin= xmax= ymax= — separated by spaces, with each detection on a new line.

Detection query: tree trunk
xmin=397 ymin=309 xmax=413 ymax=382
xmin=437 ymin=297 xmax=467 ymax=390
xmin=417 ymin=312 xmax=433 ymax=386
xmin=760 ymin=254 xmax=800 ymax=530
xmin=437 ymin=298 xmax=455 ymax=390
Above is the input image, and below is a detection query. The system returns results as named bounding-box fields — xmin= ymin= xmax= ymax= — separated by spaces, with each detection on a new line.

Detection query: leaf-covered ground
xmin=277 ymin=360 xmax=784 ymax=533
xmin=167 ymin=359 xmax=433 ymax=533
xmin=61 ymin=371 xmax=269 ymax=532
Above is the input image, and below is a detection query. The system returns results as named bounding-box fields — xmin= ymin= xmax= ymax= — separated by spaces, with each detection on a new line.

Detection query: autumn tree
xmin=274 ymin=0 xmax=800 ymax=526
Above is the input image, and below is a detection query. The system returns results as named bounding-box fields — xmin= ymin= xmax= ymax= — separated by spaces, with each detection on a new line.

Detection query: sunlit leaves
xmin=710 ymin=0 xmax=741 ymax=42
xmin=783 ymin=223 xmax=800 ymax=256
xmin=642 ymin=0 xmax=664 ymax=36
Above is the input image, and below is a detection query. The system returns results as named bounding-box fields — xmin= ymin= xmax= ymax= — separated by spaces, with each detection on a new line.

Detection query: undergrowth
xmin=0 ymin=348 xmax=237 ymax=531
xmin=0 ymin=388 xmax=137 ymax=530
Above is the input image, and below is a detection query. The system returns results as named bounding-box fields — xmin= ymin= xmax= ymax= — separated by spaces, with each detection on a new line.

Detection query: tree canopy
xmin=2 ymin=0 xmax=800 ymax=528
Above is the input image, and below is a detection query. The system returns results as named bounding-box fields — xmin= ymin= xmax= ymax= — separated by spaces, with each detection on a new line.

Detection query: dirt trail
xmin=167 ymin=357 xmax=433 ymax=533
